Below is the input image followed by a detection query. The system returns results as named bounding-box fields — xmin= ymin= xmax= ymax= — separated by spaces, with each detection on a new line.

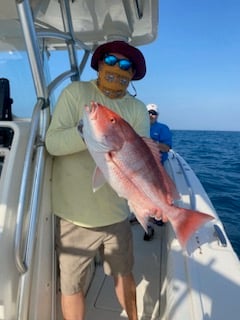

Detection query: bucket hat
xmin=91 ymin=40 xmax=146 ymax=80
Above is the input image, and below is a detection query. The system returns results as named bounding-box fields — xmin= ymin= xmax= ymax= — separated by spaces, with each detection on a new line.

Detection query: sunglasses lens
xmin=104 ymin=55 xmax=132 ymax=70
xmin=149 ymin=111 xmax=158 ymax=116
xmin=104 ymin=55 xmax=118 ymax=66
xmin=118 ymin=59 xmax=132 ymax=70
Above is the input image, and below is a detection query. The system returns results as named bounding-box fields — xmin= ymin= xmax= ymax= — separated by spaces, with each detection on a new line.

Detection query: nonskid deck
xmin=85 ymin=222 xmax=165 ymax=320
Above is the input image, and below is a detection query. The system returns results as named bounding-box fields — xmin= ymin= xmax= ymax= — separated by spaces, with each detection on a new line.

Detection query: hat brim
xmin=91 ymin=41 xmax=146 ymax=80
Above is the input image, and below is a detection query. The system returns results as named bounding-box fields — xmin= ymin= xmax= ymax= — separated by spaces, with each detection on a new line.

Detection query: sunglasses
xmin=103 ymin=54 xmax=133 ymax=71
xmin=148 ymin=110 xmax=158 ymax=116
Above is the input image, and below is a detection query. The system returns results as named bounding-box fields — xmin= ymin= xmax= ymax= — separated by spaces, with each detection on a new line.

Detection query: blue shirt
xmin=150 ymin=121 xmax=172 ymax=163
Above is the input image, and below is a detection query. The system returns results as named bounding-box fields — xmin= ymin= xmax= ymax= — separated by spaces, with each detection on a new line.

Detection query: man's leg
xmin=114 ymin=273 xmax=138 ymax=320
xmin=61 ymin=291 xmax=85 ymax=320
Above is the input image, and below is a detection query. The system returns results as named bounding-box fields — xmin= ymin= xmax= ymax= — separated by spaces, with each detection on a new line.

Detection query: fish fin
xmin=128 ymin=201 xmax=149 ymax=232
xmin=162 ymin=168 xmax=180 ymax=202
xmin=142 ymin=137 xmax=179 ymax=202
xmin=142 ymin=137 xmax=161 ymax=160
xmin=92 ymin=166 xmax=106 ymax=192
xmin=169 ymin=207 xmax=214 ymax=248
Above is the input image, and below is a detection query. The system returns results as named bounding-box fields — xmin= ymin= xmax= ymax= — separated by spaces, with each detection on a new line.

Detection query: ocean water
xmin=172 ymin=130 xmax=240 ymax=258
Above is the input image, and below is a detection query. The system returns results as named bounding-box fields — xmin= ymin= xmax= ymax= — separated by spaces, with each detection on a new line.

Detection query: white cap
xmin=146 ymin=103 xmax=158 ymax=113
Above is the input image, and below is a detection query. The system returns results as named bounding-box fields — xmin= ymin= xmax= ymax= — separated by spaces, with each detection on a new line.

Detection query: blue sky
xmin=2 ymin=0 xmax=240 ymax=131
xmin=76 ymin=0 xmax=240 ymax=131
xmin=135 ymin=0 xmax=240 ymax=131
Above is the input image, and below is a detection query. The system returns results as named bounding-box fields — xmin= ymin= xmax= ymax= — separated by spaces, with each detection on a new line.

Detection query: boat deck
xmin=61 ymin=221 xmax=166 ymax=320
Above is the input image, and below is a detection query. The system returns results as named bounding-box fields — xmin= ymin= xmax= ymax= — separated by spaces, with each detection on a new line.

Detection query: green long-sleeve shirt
xmin=45 ymin=80 xmax=149 ymax=227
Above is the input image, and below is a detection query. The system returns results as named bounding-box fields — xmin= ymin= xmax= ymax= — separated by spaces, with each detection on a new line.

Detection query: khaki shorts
xmin=56 ymin=218 xmax=134 ymax=295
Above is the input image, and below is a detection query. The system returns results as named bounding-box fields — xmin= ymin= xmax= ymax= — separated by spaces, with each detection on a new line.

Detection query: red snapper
xmin=81 ymin=101 xmax=213 ymax=247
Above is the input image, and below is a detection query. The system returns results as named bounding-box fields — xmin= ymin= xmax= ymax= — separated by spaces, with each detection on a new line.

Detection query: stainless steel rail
xmin=14 ymin=1 xmax=51 ymax=318
xmin=47 ymin=49 xmax=90 ymax=95
xmin=36 ymin=20 xmax=91 ymax=51
xmin=14 ymin=99 xmax=43 ymax=274
xmin=14 ymin=0 xmax=89 ymax=318
xmin=59 ymin=0 xmax=80 ymax=81
xmin=17 ymin=0 xmax=47 ymax=99
xmin=14 ymin=100 xmax=48 ymax=320
xmin=214 ymin=224 xmax=227 ymax=247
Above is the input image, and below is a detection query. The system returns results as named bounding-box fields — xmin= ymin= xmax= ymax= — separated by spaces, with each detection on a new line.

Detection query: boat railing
xmin=17 ymin=0 xmax=47 ymax=99
xmin=14 ymin=100 xmax=48 ymax=319
xmin=168 ymin=150 xmax=228 ymax=248
xmin=14 ymin=0 xmax=90 ymax=274
xmin=13 ymin=0 xmax=86 ymax=317
xmin=14 ymin=98 xmax=44 ymax=274
xmin=17 ymin=0 xmax=91 ymax=97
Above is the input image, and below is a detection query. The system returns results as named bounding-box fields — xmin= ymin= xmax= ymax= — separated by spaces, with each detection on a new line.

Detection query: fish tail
xmin=170 ymin=207 xmax=214 ymax=248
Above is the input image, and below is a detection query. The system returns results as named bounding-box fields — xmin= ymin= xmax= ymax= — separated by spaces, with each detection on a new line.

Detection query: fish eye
xmin=110 ymin=117 xmax=116 ymax=123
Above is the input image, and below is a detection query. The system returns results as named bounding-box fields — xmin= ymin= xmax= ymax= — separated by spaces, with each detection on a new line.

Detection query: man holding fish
xmin=46 ymin=41 xmax=149 ymax=320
